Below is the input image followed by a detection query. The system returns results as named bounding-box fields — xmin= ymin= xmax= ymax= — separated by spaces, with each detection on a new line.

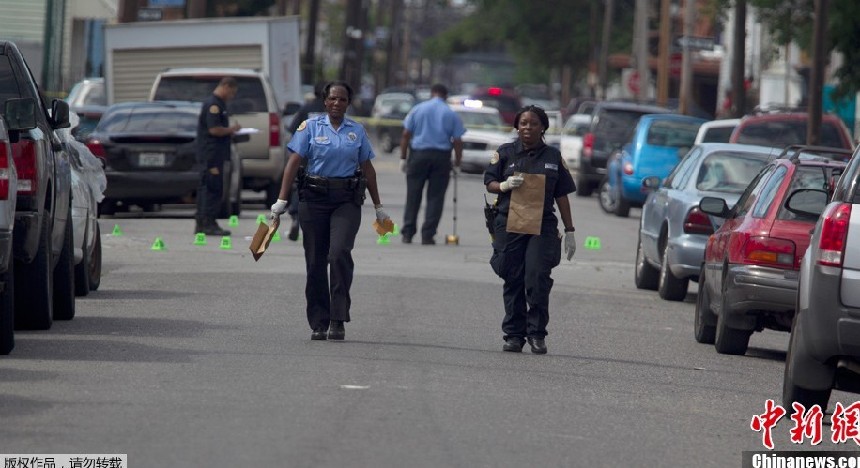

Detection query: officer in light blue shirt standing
xmin=399 ymin=83 xmax=466 ymax=245
xmin=269 ymin=81 xmax=391 ymax=341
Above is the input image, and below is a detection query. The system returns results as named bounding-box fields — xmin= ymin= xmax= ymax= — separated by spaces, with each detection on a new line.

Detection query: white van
xmin=149 ymin=68 xmax=286 ymax=204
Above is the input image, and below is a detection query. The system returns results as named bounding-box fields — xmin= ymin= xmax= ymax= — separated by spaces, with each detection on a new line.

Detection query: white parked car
xmin=694 ymin=118 xmax=740 ymax=144
xmin=371 ymin=92 xmax=415 ymax=119
xmin=544 ymin=110 xmax=564 ymax=150
xmin=559 ymin=113 xmax=592 ymax=174
xmin=450 ymin=104 xmax=515 ymax=174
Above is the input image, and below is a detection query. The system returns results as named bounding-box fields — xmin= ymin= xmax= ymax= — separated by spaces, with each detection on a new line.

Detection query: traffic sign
xmin=137 ymin=8 xmax=163 ymax=21
xmin=675 ymin=36 xmax=715 ymax=51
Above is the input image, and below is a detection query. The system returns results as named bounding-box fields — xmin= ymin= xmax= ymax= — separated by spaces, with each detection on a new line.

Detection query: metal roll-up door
xmin=111 ymin=45 xmax=263 ymax=103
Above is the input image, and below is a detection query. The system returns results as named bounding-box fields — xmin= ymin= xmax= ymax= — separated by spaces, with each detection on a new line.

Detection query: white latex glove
xmin=269 ymin=198 xmax=288 ymax=222
xmin=564 ymin=232 xmax=577 ymax=261
xmin=499 ymin=174 xmax=524 ymax=192
xmin=375 ymin=205 xmax=390 ymax=222
xmin=400 ymin=159 xmax=408 ymax=173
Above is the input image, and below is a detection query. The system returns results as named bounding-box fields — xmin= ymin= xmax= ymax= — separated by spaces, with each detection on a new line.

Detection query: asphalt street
xmin=1 ymin=153 xmax=857 ymax=467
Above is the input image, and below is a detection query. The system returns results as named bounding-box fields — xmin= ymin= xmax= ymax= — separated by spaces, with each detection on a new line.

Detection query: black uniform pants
xmin=298 ymin=188 xmax=361 ymax=331
xmin=402 ymin=149 xmax=452 ymax=241
xmin=196 ymin=166 xmax=223 ymax=220
xmin=490 ymin=217 xmax=562 ymax=339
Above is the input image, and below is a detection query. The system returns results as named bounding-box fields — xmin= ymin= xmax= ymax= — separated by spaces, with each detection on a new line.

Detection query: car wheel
xmin=598 ymin=178 xmax=617 ymax=213
xmin=265 ymin=182 xmax=280 ymax=207
xmin=218 ymin=161 xmax=241 ymax=218
xmin=15 ymin=214 xmax=53 ymax=330
xmin=783 ymin=315 xmax=832 ymax=409
xmin=88 ymin=223 xmax=102 ymax=291
xmin=53 ymin=214 xmax=76 ymax=321
xmin=613 ymin=177 xmax=630 ymax=218
xmin=634 ymin=234 xmax=658 ymax=290
xmin=230 ymin=159 xmax=242 ymax=217
xmin=714 ymin=278 xmax=751 ymax=355
xmin=98 ymin=199 xmax=116 ymax=217
xmin=657 ymin=238 xmax=689 ymax=301
xmin=694 ymin=265 xmax=716 ymax=344
xmin=380 ymin=132 xmax=395 ymax=153
xmin=575 ymin=173 xmax=593 ymax=197
xmin=74 ymin=225 xmax=91 ymax=297
xmin=0 ymin=264 xmax=14 ymax=355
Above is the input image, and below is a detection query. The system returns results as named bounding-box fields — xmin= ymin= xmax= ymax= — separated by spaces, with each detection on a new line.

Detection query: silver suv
xmin=785 ymin=144 xmax=860 ymax=409
xmin=149 ymin=68 xmax=286 ymax=205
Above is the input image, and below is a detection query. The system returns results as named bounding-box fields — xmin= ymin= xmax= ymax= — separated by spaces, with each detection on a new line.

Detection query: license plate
xmin=139 ymin=152 xmax=166 ymax=167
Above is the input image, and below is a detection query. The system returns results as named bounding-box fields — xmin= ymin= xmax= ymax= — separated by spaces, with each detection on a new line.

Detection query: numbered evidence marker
xmin=584 ymin=236 xmax=602 ymax=250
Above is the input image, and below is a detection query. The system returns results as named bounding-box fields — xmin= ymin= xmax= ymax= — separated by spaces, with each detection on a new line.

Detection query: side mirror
xmin=4 ymin=97 xmax=37 ymax=133
xmin=699 ymin=196 xmax=730 ymax=218
xmin=51 ymin=99 xmax=71 ymax=128
xmin=641 ymin=176 xmax=661 ymax=191
xmin=677 ymin=147 xmax=690 ymax=158
xmin=785 ymin=189 xmax=829 ymax=218
xmin=283 ymin=102 xmax=301 ymax=116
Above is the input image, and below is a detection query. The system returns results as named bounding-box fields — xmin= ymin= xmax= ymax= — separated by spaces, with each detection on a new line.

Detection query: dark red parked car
xmin=730 ymin=112 xmax=854 ymax=151
xmin=694 ymin=146 xmax=852 ymax=355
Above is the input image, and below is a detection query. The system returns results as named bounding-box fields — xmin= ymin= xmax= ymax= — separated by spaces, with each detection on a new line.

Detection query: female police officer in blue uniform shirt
xmin=270 ymin=81 xmax=391 ymax=341
xmin=484 ymin=105 xmax=577 ymax=354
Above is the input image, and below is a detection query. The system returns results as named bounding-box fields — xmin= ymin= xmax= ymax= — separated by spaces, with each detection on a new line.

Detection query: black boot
xmin=203 ymin=218 xmax=231 ymax=236
xmin=328 ymin=320 xmax=345 ymax=340
xmin=527 ymin=337 xmax=548 ymax=354
xmin=502 ymin=337 xmax=525 ymax=353
xmin=194 ymin=217 xmax=207 ymax=235
xmin=288 ymin=215 xmax=300 ymax=241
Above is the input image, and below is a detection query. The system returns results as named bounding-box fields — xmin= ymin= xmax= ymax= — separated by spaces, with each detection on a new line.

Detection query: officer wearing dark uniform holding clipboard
xmin=484 ymin=105 xmax=577 ymax=355
xmin=195 ymin=77 xmax=240 ymax=236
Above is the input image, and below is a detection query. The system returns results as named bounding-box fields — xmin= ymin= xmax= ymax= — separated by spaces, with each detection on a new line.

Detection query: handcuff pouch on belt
xmin=299 ymin=170 xmax=367 ymax=205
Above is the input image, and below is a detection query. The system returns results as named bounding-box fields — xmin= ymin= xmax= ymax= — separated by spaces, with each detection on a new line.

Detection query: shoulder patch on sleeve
xmin=490 ymin=151 xmax=499 ymax=164
xmin=297 ymin=120 xmax=308 ymax=132
xmin=209 ymin=105 xmax=219 ymax=114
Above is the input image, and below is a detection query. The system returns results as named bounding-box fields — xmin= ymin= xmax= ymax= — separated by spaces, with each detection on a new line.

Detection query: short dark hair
xmin=430 ymin=83 xmax=448 ymax=98
xmin=218 ymin=76 xmax=238 ymax=89
xmin=323 ymin=81 xmax=353 ymax=103
xmin=514 ymin=105 xmax=549 ymax=133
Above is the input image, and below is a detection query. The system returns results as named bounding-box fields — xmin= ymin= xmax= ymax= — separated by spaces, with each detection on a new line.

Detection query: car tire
xmin=783 ymin=315 xmax=832 ymax=410
xmin=575 ymin=173 xmax=592 ymax=197
xmin=74 ymin=224 xmax=91 ymax=297
xmin=53 ymin=215 xmax=76 ymax=321
xmin=657 ymin=238 xmax=689 ymax=301
xmin=694 ymin=265 xmax=716 ymax=344
xmin=14 ymin=214 xmax=53 ymax=330
xmin=613 ymin=177 xmax=630 ymax=218
xmin=634 ymin=235 xmax=659 ymax=290
xmin=0 ymin=264 xmax=14 ymax=355
xmin=218 ymin=160 xmax=241 ymax=218
xmin=598 ymin=178 xmax=616 ymax=213
xmin=98 ymin=199 xmax=116 ymax=217
xmin=88 ymin=223 xmax=102 ymax=291
xmin=714 ymin=279 xmax=751 ymax=355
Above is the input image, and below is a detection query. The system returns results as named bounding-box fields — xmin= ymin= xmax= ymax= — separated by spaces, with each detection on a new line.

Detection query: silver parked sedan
xmin=635 ymin=143 xmax=778 ymax=301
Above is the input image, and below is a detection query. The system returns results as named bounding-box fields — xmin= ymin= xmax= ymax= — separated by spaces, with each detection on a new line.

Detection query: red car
xmin=730 ymin=112 xmax=854 ymax=151
xmin=694 ymin=146 xmax=852 ymax=355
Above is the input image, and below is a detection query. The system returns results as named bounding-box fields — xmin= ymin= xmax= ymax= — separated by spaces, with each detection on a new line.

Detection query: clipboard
xmin=249 ymin=218 xmax=280 ymax=261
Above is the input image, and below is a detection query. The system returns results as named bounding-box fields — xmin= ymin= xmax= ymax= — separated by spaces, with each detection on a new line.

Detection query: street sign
xmin=137 ymin=8 xmax=163 ymax=21
xmin=675 ymin=36 xmax=715 ymax=51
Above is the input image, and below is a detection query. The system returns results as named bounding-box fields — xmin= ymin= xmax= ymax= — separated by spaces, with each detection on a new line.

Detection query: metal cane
xmin=446 ymin=170 xmax=459 ymax=245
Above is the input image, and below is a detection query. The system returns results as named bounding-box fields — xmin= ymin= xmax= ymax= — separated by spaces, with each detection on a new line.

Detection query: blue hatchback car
xmin=600 ymin=114 xmax=706 ymax=217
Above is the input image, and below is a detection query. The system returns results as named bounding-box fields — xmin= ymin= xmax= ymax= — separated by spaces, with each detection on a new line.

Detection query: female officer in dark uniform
xmin=270 ymin=81 xmax=391 ymax=341
xmin=484 ymin=105 xmax=577 ymax=354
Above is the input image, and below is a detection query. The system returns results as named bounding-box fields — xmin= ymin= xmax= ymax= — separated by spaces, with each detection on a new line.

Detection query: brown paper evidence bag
xmin=249 ymin=218 xmax=280 ymax=261
xmin=506 ymin=172 xmax=545 ymax=235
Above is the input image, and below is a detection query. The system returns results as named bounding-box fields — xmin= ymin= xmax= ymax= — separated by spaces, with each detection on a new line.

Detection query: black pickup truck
xmin=0 ymin=40 xmax=74 ymax=340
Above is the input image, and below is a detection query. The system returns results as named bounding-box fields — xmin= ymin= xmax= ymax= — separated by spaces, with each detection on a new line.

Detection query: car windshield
xmin=701 ymin=126 xmax=735 ymax=143
xmin=456 ymin=110 xmax=504 ymax=130
xmin=97 ymin=106 xmax=198 ymax=133
xmin=646 ymin=120 xmax=700 ymax=147
xmin=593 ymin=110 xmax=648 ymax=135
xmin=153 ymin=76 xmax=268 ymax=113
xmin=735 ymin=120 xmax=846 ymax=149
xmin=696 ymin=151 xmax=769 ymax=193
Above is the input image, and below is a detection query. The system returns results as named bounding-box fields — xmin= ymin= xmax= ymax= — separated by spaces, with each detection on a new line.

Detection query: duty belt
xmin=304 ymin=175 xmax=358 ymax=190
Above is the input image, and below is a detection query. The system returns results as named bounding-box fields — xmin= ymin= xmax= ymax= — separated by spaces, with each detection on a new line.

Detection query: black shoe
xmin=311 ymin=329 xmax=328 ymax=340
xmin=502 ymin=337 xmax=525 ymax=353
xmin=203 ymin=225 xmax=231 ymax=236
xmin=328 ymin=320 xmax=345 ymax=340
xmin=527 ymin=337 xmax=548 ymax=354
xmin=421 ymin=238 xmax=436 ymax=245
xmin=288 ymin=217 xmax=300 ymax=241
xmin=402 ymin=235 xmax=413 ymax=244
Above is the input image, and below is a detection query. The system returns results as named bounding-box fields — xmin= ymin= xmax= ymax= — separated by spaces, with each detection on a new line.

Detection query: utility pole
xmin=807 ymin=0 xmax=828 ymax=145
xmin=679 ymin=0 xmax=696 ymax=114
xmin=303 ymin=0 xmax=320 ymax=84
xmin=635 ymin=0 xmax=650 ymax=102
xmin=598 ymin=0 xmax=614 ymax=100
xmin=656 ymin=0 xmax=670 ymax=106
xmin=731 ymin=0 xmax=746 ymax=117
xmin=341 ymin=0 xmax=364 ymax=91
xmin=187 ymin=0 xmax=206 ymax=18
xmin=117 ymin=0 xmax=138 ymax=22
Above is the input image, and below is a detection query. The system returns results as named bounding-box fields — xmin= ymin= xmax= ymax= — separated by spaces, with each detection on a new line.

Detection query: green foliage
xmin=830 ymin=0 xmax=860 ymax=98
